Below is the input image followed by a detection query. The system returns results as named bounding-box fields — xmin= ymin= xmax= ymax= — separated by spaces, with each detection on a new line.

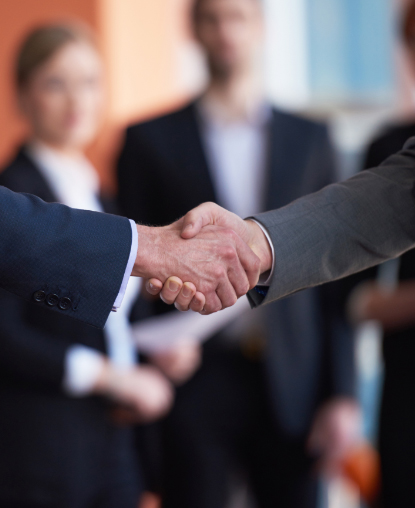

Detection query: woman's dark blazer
xmin=0 ymin=147 xmax=138 ymax=507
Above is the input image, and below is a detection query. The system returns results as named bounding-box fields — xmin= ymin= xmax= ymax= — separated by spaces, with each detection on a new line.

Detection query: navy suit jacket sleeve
xmin=0 ymin=289 xmax=69 ymax=386
xmin=0 ymin=186 xmax=132 ymax=329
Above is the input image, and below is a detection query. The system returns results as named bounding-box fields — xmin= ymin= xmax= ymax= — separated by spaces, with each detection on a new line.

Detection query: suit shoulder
xmin=126 ymin=103 xmax=195 ymax=139
xmin=365 ymin=121 xmax=415 ymax=168
xmin=273 ymin=107 xmax=328 ymax=129
xmin=0 ymin=148 xmax=35 ymax=186
xmin=272 ymin=108 xmax=329 ymax=135
xmin=371 ymin=122 xmax=415 ymax=150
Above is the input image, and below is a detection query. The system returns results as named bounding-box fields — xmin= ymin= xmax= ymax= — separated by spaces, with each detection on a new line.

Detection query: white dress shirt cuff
xmin=112 ymin=219 xmax=138 ymax=311
xmin=249 ymin=219 xmax=275 ymax=286
xmin=63 ymin=345 xmax=106 ymax=397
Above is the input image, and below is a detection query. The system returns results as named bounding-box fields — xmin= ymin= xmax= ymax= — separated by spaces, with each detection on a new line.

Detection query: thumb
xmin=181 ymin=202 xmax=217 ymax=239
xmin=145 ymin=278 xmax=163 ymax=296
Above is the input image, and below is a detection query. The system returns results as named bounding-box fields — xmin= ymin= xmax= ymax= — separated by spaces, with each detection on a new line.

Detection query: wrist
xmin=92 ymin=358 xmax=114 ymax=395
xmin=132 ymin=224 xmax=159 ymax=278
xmin=245 ymin=220 xmax=272 ymax=274
xmin=92 ymin=360 xmax=131 ymax=401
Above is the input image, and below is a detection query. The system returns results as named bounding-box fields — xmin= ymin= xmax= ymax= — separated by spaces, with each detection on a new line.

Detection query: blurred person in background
xmin=346 ymin=2 xmax=415 ymax=506
xmin=117 ymin=0 xmax=361 ymax=507
xmin=0 ymin=23 xmax=175 ymax=508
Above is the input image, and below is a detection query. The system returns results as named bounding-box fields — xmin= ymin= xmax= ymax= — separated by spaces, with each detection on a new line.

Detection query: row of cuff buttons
xmin=33 ymin=291 xmax=72 ymax=311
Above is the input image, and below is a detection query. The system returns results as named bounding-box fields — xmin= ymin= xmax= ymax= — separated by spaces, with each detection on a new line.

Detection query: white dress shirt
xmin=198 ymin=98 xmax=275 ymax=284
xmin=29 ymin=142 xmax=140 ymax=396
xmin=198 ymin=97 xmax=270 ymax=218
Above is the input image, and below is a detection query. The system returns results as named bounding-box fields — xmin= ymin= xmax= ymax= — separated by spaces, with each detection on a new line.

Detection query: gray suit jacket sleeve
xmin=248 ymin=136 xmax=415 ymax=307
xmin=0 ymin=186 xmax=132 ymax=328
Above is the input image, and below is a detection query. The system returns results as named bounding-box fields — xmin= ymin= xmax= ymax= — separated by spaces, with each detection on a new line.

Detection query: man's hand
xmin=93 ymin=362 xmax=174 ymax=424
xmin=181 ymin=203 xmax=272 ymax=273
xmin=132 ymin=215 xmax=261 ymax=314
xmin=146 ymin=277 xmax=206 ymax=313
xmin=307 ymin=398 xmax=362 ymax=477
xmin=149 ymin=340 xmax=202 ymax=385
xmin=145 ymin=203 xmax=272 ymax=311
xmin=348 ymin=280 xmax=415 ymax=332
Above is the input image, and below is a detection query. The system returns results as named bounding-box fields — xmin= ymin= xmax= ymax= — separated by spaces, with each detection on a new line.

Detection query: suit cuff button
xmin=33 ymin=290 xmax=46 ymax=303
xmin=59 ymin=297 xmax=72 ymax=311
xmin=46 ymin=294 xmax=59 ymax=307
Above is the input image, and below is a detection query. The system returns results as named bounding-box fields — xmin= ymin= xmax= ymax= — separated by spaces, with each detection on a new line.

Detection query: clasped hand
xmin=133 ymin=203 xmax=272 ymax=314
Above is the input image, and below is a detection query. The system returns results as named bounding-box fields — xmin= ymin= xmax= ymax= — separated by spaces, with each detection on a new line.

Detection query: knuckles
xmin=235 ymin=283 xmax=249 ymax=298
xmin=212 ymin=302 xmax=223 ymax=313
xmin=221 ymin=245 xmax=238 ymax=262
xmin=227 ymin=294 xmax=238 ymax=307
xmin=211 ymin=264 xmax=227 ymax=281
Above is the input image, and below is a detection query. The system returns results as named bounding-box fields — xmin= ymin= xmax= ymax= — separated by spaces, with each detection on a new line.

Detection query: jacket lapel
xmin=264 ymin=110 xmax=296 ymax=212
xmin=265 ymin=109 xmax=316 ymax=212
xmin=177 ymin=102 xmax=218 ymax=205
xmin=11 ymin=147 xmax=58 ymax=203
xmin=12 ymin=147 xmax=113 ymax=215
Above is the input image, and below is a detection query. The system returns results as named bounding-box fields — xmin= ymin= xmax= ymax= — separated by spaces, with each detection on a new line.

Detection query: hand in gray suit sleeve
xmin=249 ymin=136 xmax=415 ymax=306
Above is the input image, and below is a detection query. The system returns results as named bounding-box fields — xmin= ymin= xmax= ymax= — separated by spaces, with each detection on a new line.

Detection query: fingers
xmin=170 ymin=287 xmax=206 ymax=313
xmin=174 ymin=286 xmax=206 ymax=313
xmin=190 ymin=292 xmax=205 ymax=313
xmin=231 ymin=231 xmax=261 ymax=290
xmin=174 ymin=282 xmax=197 ymax=312
xmin=181 ymin=202 xmax=222 ymax=239
xmin=159 ymin=277 xmax=183 ymax=305
xmin=145 ymin=278 xmax=163 ymax=296
xmin=152 ymin=278 xmax=207 ymax=313
xmin=209 ymin=231 xmax=259 ymax=308
xmin=202 ymin=290 xmax=223 ymax=315
xmin=214 ymin=280 xmax=238 ymax=310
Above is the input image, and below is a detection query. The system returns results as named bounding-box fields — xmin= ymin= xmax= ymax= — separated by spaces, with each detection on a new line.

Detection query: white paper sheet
xmin=131 ymin=296 xmax=250 ymax=353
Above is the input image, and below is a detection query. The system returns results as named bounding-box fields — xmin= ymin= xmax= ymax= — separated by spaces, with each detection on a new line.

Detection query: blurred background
xmin=0 ymin=0 xmax=412 ymax=186
xmin=1 ymin=1 xmax=415 ymax=508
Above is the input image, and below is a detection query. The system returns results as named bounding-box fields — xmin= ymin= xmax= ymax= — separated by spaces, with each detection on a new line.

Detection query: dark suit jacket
xmin=362 ymin=123 xmax=415 ymax=373
xmin=341 ymin=123 xmax=415 ymax=505
xmin=0 ymin=153 xmax=132 ymax=329
xmin=117 ymin=102 xmax=355 ymax=436
xmin=0 ymin=148 xmax=136 ymax=507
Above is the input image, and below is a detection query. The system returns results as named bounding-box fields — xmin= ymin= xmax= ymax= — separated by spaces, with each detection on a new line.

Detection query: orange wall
xmin=0 ymin=0 xmax=98 ymax=168
xmin=0 ymin=0 xmax=192 ymax=190
xmin=94 ymin=0 xmax=192 ymax=189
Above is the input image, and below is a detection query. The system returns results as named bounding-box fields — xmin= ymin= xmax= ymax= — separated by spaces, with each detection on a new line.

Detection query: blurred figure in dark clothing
xmin=346 ymin=5 xmax=415 ymax=507
xmin=345 ymin=4 xmax=415 ymax=506
xmin=117 ymin=1 xmax=360 ymax=507
xmin=0 ymin=24 xmax=174 ymax=508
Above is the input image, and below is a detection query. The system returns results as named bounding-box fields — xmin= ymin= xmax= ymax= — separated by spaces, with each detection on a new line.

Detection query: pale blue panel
xmin=306 ymin=0 xmax=395 ymax=102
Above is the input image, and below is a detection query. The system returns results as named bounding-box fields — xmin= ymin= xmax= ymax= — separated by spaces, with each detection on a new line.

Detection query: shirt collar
xmin=196 ymin=95 xmax=272 ymax=129
xmin=27 ymin=140 xmax=100 ymax=195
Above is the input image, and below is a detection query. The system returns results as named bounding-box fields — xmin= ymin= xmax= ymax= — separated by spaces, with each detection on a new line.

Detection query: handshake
xmin=132 ymin=202 xmax=273 ymax=314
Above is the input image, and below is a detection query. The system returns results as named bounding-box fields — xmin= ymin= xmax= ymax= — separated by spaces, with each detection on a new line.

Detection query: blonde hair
xmin=16 ymin=22 xmax=98 ymax=89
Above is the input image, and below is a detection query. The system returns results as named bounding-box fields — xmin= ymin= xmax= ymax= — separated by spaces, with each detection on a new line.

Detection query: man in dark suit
xmin=330 ymin=3 xmax=415 ymax=505
xmin=117 ymin=0 xmax=359 ymax=506
xmin=0 ymin=146 xmax=178 ymax=508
